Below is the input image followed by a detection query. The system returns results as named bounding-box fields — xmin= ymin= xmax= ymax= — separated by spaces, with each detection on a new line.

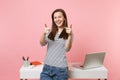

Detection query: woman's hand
xmin=44 ymin=24 xmax=51 ymax=35
xmin=65 ymin=24 xmax=72 ymax=36
xmin=40 ymin=24 xmax=50 ymax=46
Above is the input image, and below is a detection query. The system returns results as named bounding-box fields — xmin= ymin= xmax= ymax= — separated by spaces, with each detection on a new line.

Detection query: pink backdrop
xmin=0 ymin=0 xmax=120 ymax=80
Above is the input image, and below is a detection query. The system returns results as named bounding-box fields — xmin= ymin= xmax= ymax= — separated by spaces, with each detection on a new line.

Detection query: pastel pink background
xmin=0 ymin=0 xmax=120 ymax=80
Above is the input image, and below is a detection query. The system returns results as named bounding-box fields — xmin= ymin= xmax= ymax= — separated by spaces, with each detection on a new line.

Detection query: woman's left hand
xmin=65 ymin=24 xmax=72 ymax=36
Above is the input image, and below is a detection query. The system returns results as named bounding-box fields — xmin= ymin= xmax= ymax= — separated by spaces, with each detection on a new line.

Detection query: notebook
xmin=73 ymin=52 xmax=106 ymax=69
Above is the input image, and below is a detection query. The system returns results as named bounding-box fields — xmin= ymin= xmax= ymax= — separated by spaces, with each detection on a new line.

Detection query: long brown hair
xmin=48 ymin=9 xmax=69 ymax=41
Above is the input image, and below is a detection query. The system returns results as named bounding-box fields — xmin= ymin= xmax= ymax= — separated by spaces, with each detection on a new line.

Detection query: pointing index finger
xmin=70 ymin=24 xmax=72 ymax=28
xmin=45 ymin=24 xmax=47 ymax=28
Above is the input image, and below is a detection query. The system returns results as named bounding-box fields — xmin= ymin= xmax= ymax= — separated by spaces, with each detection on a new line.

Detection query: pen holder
xmin=23 ymin=60 xmax=30 ymax=67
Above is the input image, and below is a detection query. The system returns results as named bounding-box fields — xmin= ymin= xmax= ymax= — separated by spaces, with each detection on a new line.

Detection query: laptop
xmin=73 ymin=52 xmax=106 ymax=69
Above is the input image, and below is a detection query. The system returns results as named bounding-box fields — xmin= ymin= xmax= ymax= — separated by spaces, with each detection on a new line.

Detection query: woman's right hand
xmin=44 ymin=24 xmax=51 ymax=35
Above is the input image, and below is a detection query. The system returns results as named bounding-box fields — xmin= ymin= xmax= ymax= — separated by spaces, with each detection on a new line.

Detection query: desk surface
xmin=20 ymin=63 xmax=108 ymax=79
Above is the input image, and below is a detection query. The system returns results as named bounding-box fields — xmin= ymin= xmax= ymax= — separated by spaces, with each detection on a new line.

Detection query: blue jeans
xmin=40 ymin=64 xmax=69 ymax=80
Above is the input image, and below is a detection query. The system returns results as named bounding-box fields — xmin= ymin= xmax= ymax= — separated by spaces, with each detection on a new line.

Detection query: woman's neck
xmin=57 ymin=27 xmax=64 ymax=34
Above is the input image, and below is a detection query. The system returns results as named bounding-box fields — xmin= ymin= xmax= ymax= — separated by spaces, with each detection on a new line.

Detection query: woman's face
xmin=53 ymin=11 xmax=65 ymax=28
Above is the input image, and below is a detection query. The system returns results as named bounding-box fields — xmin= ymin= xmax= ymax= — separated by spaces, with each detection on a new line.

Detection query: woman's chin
xmin=57 ymin=24 xmax=63 ymax=28
xmin=58 ymin=26 xmax=64 ymax=28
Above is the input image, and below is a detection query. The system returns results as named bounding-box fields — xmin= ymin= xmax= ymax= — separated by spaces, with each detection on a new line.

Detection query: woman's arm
xmin=65 ymin=34 xmax=73 ymax=52
xmin=40 ymin=33 xmax=47 ymax=46
xmin=65 ymin=25 xmax=73 ymax=52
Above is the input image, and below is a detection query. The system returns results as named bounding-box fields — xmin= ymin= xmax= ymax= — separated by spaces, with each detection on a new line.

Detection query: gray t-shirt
xmin=41 ymin=33 xmax=68 ymax=68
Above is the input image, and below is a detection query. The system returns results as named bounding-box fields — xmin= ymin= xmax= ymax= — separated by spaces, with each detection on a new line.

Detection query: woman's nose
xmin=56 ymin=18 xmax=60 ymax=21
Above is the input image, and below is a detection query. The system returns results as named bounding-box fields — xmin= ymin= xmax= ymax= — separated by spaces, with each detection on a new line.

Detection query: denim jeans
xmin=40 ymin=64 xmax=69 ymax=80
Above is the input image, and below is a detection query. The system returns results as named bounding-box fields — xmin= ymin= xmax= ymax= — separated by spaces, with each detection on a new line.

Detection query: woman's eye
xmin=54 ymin=17 xmax=57 ymax=19
xmin=58 ymin=16 xmax=62 ymax=18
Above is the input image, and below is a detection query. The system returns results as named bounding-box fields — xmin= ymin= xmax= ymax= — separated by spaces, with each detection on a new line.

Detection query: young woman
xmin=40 ymin=9 xmax=73 ymax=80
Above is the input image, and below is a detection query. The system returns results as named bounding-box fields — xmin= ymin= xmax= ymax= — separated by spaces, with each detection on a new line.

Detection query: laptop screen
xmin=83 ymin=52 xmax=106 ymax=69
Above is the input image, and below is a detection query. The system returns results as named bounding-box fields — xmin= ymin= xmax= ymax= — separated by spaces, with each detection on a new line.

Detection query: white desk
xmin=20 ymin=63 xmax=107 ymax=80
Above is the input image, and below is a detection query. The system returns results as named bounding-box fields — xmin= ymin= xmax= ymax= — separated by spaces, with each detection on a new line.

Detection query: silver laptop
xmin=73 ymin=52 xmax=106 ymax=69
